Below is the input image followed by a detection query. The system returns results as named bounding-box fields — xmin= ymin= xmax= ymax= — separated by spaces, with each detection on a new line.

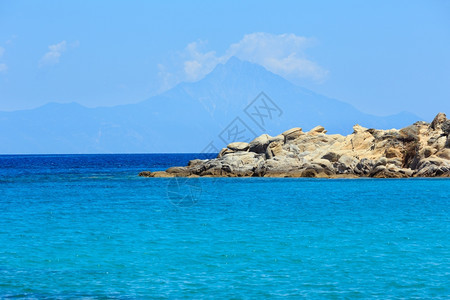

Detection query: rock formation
xmin=139 ymin=113 xmax=450 ymax=178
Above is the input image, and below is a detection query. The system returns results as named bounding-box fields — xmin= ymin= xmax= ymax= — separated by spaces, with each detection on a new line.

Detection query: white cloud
xmin=39 ymin=41 xmax=67 ymax=67
xmin=158 ymin=32 xmax=328 ymax=90
xmin=183 ymin=41 xmax=226 ymax=81
xmin=39 ymin=40 xmax=74 ymax=67
xmin=227 ymin=33 xmax=328 ymax=81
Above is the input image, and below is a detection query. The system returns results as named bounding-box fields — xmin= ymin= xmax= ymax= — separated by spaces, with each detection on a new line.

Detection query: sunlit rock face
xmin=140 ymin=113 xmax=450 ymax=178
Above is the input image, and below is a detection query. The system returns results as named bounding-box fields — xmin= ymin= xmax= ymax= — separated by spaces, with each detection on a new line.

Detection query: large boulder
xmin=430 ymin=112 xmax=447 ymax=130
xmin=308 ymin=125 xmax=326 ymax=135
xmin=441 ymin=120 xmax=450 ymax=135
xmin=311 ymin=159 xmax=334 ymax=174
xmin=282 ymin=128 xmax=303 ymax=142
xmin=218 ymin=148 xmax=234 ymax=158
xmin=354 ymin=158 xmax=375 ymax=175
xmin=352 ymin=124 xmax=368 ymax=134
xmin=166 ymin=166 xmax=191 ymax=176
xmin=266 ymin=141 xmax=285 ymax=159
xmin=385 ymin=147 xmax=403 ymax=159
xmin=334 ymin=155 xmax=358 ymax=174
xmin=399 ymin=125 xmax=419 ymax=142
xmin=188 ymin=159 xmax=207 ymax=167
xmin=248 ymin=134 xmax=271 ymax=153
xmin=227 ymin=142 xmax=249 ymax=151
xmin=263 ymin=157 xmax=304 ymax=177
xmin=370 ymin=165 xmax=410 ymax=178
xmin=436 ymin=149 xmax=450 ymax=160
xmin=414 ymin=157 xmax=450 ymax=177
xmin=321 ymin=151 xmax=341 ymax=162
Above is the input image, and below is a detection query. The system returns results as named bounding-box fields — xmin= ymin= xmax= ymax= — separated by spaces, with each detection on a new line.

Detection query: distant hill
xmin=0 ymin=57 xmax=420 ymax=154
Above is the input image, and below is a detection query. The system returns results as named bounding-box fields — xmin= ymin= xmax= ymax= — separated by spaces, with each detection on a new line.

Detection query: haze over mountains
xmin=0 ymin=57 xmax=420 ymax=154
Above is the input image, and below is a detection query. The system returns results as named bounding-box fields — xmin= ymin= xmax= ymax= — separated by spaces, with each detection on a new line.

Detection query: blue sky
xmin=0 ymin=0 xmax=449 ymax=120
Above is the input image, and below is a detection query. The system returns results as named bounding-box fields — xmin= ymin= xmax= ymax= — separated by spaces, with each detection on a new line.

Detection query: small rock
xmin=138 ymin=171 xmax=152 ymax=177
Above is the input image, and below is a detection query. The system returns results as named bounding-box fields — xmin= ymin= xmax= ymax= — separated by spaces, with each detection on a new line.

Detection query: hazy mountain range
xmin=0 ymin=57 xmax=420 ymax=154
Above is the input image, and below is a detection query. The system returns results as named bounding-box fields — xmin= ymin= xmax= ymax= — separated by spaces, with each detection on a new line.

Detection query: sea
xmin=0 ymin=154 xmax=449 ymax=299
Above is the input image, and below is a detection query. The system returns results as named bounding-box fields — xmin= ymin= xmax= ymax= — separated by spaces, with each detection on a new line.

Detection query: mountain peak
xmin=224 ymin=56 xmax=245 ymax=66
xmin=0 ymin=55 xmax=420 ymax=153
xmin=202 ymin=56 xmax=287 ymax=88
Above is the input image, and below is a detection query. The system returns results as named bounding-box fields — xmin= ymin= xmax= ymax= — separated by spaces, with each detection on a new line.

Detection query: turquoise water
xmin=0 ymin=154 xmax=449 ymax=298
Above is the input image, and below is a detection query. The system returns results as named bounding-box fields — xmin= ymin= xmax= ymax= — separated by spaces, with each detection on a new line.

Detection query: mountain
xmin=0 ymin=57 xmax=420 ymax=154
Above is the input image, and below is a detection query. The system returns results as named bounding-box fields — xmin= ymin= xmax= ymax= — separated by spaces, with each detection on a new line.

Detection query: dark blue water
xmin=0 ymin=154 xmax=449 ymax=298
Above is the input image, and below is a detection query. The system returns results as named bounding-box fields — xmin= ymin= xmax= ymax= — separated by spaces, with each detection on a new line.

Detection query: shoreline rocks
xmin=139 ymin=113 xmax=450 ymax=178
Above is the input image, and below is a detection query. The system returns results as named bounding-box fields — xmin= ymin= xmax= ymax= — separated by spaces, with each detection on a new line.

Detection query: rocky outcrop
xmin=139 ymin=113 xmax=450 ymax=178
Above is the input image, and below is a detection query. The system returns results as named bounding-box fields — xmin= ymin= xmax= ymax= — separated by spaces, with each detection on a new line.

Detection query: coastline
xmin=140 ymin=113 xmax=450 ymax=179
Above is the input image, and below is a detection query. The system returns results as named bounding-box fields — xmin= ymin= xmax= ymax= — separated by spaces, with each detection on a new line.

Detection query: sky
xmin=0 ymin=0 xmax=449 ymax=120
